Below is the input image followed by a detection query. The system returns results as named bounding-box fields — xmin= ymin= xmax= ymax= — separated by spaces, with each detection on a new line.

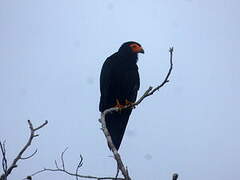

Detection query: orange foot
xmin=125 ymin=99 xmax=135 ymax=107
xmin=115 ymin=99 xmax=125 ymax=109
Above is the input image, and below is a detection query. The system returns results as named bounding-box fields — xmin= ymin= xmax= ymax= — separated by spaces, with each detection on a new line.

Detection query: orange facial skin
xmin=129 ymin=43 xmax=144 ymax=54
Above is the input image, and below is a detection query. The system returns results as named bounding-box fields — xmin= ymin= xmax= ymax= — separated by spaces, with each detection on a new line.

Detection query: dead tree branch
xmin=20 ymin=149 xmax=38 ymax=160
xmin=100 ymin=110 xmax=130 ymax=180
xmin=0 ymin=142 xmax=7 ymax=178
xmin=134 ymin=47 xmax=174 ymax=105
xmin=0 ymin=120 xmax=48 ymax=180
xmin=99 ymin=47 xmax=174 ymax=180
xmin=31 ymin=148 xmax=124 ymax=180
xmin=75 ymin=154 xmax=83 ymax=180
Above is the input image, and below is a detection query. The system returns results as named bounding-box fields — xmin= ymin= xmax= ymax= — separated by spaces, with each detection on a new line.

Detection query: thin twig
xmin=0 ymin=141 xmax=7 ymax=179
xmin=33 ymin=121 xmax=48 ymax=131
xmin=20 ymin=149 xmax=38 ymax=160
xmin=115 ymin=166 xmax=119 ymax=179
xmin=76 ymin=155 xmax=83 ymax=180
xmin=61 ymin=147 xmax=68 ymax=170
xmin=54 ymin=160 xmax=59 ymax=169
xmin=133 ymin=47 xmax=174 ymax=106
xmin=143 ymin=47 xmax=174 ymax=96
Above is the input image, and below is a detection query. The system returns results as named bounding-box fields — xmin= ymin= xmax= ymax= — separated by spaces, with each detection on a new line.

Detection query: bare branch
xmin=0 ymin=141 xmax=7 ymax=178
xmin=33 ymin=120 xmax=48 ymax=131
xmin=54 ymin=160 xmax=59 ymax=169
xmin=61 ymin=147 xmax=68 ymax=170
xmin=99 ymin=47 xmax=174 ymax=180
xmin=76 ymin=155 xmax=83 ymax=180
xmin=143 ymin=47 xmax=174 ymax=97
xmin=100 ymin=111 xmax=131 ymax=180
xmin=32 ymin=168 xmax=123 ymax=180
xmin=115 ymin=167 xmax=119 ymax=179
xmin=132 ymin=46 xmax=174 ymax=106
xmin=0 ymin=120 xmax=48 ymax=180
xmin=20 ymin=149 xmax=38 ymax=160
xmin=31 ymin=149 xmax=124 ymax=180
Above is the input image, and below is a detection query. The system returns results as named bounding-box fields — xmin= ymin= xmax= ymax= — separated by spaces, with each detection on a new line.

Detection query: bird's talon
xmin=115 ymin=99 xmax=125 ymax=109
xmin=125 ymin=99 xmax=135 ymax=107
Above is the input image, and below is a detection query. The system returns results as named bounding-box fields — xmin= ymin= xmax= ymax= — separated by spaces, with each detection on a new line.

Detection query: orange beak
xmin=137 ymin=47 xmax=144 ymax=54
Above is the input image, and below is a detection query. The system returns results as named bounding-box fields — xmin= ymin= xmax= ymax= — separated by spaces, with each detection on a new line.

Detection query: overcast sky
xmin=1 ymin=0 xmax=240 ymax=180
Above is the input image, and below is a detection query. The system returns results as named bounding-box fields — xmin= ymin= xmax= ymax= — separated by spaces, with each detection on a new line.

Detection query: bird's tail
xmin=105 ymin=109 xmax=131 ymax=150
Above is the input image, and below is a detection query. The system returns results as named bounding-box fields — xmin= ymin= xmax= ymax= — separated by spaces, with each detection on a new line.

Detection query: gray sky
xmin=1 ymin=0 xmax=240 ymax=180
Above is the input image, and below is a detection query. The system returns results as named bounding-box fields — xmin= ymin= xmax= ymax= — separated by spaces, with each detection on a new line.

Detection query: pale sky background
xmin=0 ymin=0 xmax=240 ymax=180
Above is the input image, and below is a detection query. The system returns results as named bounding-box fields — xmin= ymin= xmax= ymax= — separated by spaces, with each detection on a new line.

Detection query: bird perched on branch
xmin=99 ymin=41 xmax=144 ymax=150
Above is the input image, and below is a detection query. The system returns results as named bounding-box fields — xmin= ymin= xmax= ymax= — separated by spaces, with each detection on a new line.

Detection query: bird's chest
xmin=112 ymin=63 xmax=139 ymax=89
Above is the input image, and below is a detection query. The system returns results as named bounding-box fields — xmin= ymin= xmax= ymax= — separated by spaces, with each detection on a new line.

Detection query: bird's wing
xmin=125 ymin=68 xmax=140 ymax=102
xmin=99 ymin=58 xmax=113 ymax=112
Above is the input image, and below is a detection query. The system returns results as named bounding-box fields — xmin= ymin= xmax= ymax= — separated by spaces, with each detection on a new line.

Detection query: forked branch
xmin=0 ymin=120 xmax=48 ymax=180
xmin=31 ymin=148 xmax=124 ymax=180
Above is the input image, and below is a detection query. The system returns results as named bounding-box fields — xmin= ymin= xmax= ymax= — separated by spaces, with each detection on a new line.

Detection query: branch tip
xmin=172 ymin=173 xmax=179 ymax=180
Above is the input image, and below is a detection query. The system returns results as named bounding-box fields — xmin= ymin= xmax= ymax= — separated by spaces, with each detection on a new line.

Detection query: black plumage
xmin=99 ymin=41 xmax=144 ymax=150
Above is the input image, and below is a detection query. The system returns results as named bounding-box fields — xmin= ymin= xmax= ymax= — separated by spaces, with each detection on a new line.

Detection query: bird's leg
xmin=115 ymin=99 xmax=125 ymax=109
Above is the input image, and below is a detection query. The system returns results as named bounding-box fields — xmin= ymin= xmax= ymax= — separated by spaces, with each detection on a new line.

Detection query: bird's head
xmin=118 ymin=41 xmax=144 ymax=56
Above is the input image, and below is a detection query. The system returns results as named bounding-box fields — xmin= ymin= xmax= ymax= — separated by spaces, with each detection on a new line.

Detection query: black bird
xmin=99 ymin=41 xmax=144 ymax=150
